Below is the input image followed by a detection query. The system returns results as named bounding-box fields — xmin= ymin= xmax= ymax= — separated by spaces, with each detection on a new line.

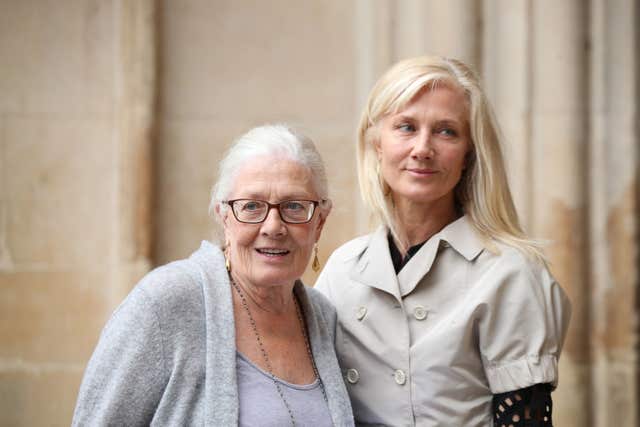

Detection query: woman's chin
xmin=247 ymin=266 xmax=302 ymax=288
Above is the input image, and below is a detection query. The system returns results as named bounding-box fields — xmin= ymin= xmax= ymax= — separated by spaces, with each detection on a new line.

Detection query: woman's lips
xmin=255 ymin=248 xmax=290 ymax=257
xmin=406 ymin=167 xmax=437 ymax=175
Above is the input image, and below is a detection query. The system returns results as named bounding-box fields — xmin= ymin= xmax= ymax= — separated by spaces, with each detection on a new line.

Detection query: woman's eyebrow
xmin=232 ymin=192 xmax=315 ymax=200
xmin=279 ymin=193 xmax=317 ymax=201
xmin=434 ymin=118 xmax=463 ymax=126
xmin=390 ymin=113 xmax=416 ymax=121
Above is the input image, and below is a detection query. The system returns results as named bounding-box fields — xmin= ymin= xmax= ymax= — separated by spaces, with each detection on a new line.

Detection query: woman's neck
xmin=392 ymin=196 xmax=458 ymax=250
xmin=230 ymin=272 xmax=296 ymax=315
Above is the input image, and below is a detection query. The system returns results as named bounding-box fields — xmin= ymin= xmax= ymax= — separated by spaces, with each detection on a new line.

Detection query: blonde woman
xmin=316 ymin=56 xmax=571 ymax=426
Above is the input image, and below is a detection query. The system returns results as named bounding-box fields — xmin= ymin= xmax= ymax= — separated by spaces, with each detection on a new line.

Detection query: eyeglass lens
xmin=231 ymin=200 xmax=315 ymax=223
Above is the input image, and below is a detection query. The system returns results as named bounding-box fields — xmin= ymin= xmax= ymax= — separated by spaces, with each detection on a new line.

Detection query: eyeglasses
xmin=223 ymin=199 xmax=323 ymax=224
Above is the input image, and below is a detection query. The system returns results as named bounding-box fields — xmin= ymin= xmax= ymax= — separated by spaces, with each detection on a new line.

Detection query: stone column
xmin=392 ymin=0 xmax=481 ymax=67
xmin=530 ymin=1 xmax=590 ymax=425
xmin=0 ymin=0 xmax=155 ymax=424
xmin=589 ymin=0 xmax=639 ymax=425
xmin=482 ymin=0 xmax=533 ymax=229
xmin=112 ymin=0 xmax=157 ymax=303
xmin=354 ymin=0 xmax=395 ymax=235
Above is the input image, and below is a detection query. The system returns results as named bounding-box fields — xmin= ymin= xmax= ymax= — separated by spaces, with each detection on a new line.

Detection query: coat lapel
xmin=396 ymin=236 xmax=441 ymax=297
xmin=351 ymin=217 xmax=486 ymax=299
xmin=350 ymin=226 xmax=402 ymax=300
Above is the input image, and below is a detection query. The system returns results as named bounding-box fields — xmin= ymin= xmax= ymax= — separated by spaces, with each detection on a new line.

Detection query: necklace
xmin=230 ymin=276 xmax=328 ymax=426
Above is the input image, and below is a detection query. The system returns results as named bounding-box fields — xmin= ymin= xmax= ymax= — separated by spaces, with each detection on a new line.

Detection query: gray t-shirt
xmin=237 ymin=352 xmax=333 ymax=427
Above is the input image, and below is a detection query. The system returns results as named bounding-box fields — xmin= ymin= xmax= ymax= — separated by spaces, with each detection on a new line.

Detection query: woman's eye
xmin=283 ymin=201 xmax=305 ymax=211
xmin=438 ymin=128 xmax=457 ymax=137
xmin=396 ymin=123 xmax=416 ymax=133
xmin=242 ymin=201 xmax=262 ymax=211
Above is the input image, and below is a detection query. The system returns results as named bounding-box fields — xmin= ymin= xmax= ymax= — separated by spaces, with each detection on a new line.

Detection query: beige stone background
xmin=0 ymin=0 xmax=637 ymax=425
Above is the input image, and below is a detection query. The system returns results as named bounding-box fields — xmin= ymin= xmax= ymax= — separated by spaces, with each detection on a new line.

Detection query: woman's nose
xmin=411 ymin=132 xmax=435 ymax=159
xmin=260 ymin=207 xmax=287 ymax=236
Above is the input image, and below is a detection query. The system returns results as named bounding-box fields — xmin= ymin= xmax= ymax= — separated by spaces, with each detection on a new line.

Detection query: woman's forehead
xmin=230 ymin=156 xmax=316 ymax=199
xmin=383 ymin=85 xmax=469 ymax=123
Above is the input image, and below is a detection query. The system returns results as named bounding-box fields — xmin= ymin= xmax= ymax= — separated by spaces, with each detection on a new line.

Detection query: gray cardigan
xmin=72 ymin=241 xmax=354 ymax=426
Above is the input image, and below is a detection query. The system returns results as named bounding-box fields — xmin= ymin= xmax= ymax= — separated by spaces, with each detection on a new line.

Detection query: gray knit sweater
xmin=72 ymin=241 xmax=354 ymax=426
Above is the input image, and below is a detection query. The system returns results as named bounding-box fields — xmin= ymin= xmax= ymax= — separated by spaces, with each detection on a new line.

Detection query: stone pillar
xmin=0 ymin=1 xmax=157 ymax=425
xmin=354 ymin=0 xmax=394 ymax=234
xmin=485 ymin=2 xmax=592 ymax=422
xmin=530 ymin=1 xmax=590 ymax=425
xmin=589 ymin=0 xmax=639 ymax=425
xmin=112 ymin=0 xmax=157 ymax=303
xmin=482 ymin=0 xmax=533 ymax=229
xmin=392 ymin=0 xmax=482 ymax=67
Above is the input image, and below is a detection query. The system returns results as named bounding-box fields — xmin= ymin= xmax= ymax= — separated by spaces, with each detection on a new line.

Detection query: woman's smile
xmin=254 ymin=246 xmax=291 ymax=261
xmin=223 ymin=156 xmax=326 ymax=290
xmin=255 ymin=247 xmax=290 ymax=256
xmin=405 ymin=167 xmax=438 ymax=176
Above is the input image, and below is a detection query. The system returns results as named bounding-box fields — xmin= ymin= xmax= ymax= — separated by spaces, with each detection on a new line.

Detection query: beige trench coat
xmin=316 ymin=216 xmax=571 ymax=427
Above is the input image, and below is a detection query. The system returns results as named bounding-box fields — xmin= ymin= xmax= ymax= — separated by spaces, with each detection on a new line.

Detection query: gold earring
xmin=312 ymin=243 xmax=320 ymax=272
xmin=224 ymin=246 xmax=231 ymax=273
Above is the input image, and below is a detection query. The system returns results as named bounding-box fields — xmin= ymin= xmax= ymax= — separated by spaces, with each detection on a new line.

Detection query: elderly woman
xmin=73 ymin=125 xmax=354 ymax=426
xmin=316 ymin=56 xmax=571 ymax=426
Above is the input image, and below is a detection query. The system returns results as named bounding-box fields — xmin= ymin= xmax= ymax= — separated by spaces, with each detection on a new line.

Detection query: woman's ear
xmin=314 ymin=201 xmax=332 ymax=242
xmin=371 ymin=130 xmax=383 ymax=158
xmin=215 ymin=203 xmax=228 ymax=226
xmin=374 ymin=139 xmax=382 ymax=158
xmin=215 ymin=203 xmax=232 ymax=246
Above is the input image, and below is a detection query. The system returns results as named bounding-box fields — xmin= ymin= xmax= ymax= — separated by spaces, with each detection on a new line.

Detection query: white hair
xmin=209 ymin=124 xmax=329 ymax=224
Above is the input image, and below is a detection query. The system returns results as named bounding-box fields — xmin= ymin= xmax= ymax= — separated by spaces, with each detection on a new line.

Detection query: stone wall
xmin=0 ymin=1 xmax=155 ymax=424
xmin=0 ymin=0 xmax=637 ymax=425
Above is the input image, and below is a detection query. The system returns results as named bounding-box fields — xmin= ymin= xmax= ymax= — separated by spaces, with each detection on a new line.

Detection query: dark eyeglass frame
xmin=223 ymin=199 xmax=324 ymax=224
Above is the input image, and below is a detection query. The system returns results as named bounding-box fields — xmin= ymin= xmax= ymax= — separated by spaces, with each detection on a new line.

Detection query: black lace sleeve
xmin=493 ymin=383 xmax=553 ymax=426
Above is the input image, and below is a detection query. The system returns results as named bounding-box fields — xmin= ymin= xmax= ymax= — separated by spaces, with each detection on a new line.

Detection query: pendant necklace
xmin=230 ymin=275 xmax=328 ymax=427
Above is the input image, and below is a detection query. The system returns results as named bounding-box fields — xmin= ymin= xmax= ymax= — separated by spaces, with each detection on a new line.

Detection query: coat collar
xmin=351 ymin=226 xmax=402 ymax=299
xmin=439 ymin=215 xmax=485 ymax=261
xmin=352 ymin=216 xmax=485 ymax=298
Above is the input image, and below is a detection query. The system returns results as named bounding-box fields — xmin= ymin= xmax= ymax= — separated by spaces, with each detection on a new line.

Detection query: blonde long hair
xmin=357 ymin=55 xmax=544 ymax=261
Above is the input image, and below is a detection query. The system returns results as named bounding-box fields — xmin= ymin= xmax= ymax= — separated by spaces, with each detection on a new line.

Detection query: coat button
xmin=394 ymin=369 xmax=406 ymax=385
xmin=413 ymin=305 xmax=427 ymax=320
xmin=356 ymin=306 xmax=367 ymax=320
xmin=346 ymin=368 xmax=360 ymax=384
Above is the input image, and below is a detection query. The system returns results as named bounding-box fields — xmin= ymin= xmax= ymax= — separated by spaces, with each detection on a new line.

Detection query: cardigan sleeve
xmin=476 ymin=252 xmax=571 ymax=394
xmin=72 ymin=286 xmax=168 ymax=427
